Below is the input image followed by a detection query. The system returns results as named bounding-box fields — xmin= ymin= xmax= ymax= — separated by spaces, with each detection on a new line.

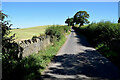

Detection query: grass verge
xmin=3 ymin=25 xmax=70 ymax=80
xmin=6 ymin=36 xmax=67 ymax=80
xmin=23 ymin=35 xmax=66 ymax=80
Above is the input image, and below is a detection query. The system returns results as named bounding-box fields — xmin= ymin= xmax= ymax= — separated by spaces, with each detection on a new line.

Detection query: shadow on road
xmin=42 ymin=49 xmax=120 ymax=80
xmin=73 ymin=27 xmax=92 ymax=47
xmin=41 ymin=28 xmax=120 ymax=80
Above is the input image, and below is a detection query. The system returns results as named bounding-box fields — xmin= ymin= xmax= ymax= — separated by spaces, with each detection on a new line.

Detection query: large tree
xmin=65 ymin=17 xmax=74 ymax=26
xmin=74 ymin=11 xmax=90 ymax=26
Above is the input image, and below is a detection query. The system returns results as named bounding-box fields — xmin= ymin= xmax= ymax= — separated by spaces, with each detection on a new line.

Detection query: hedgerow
xmin=45 ymin=25 xmax=70 ymax=42
xmin=73 ymin=21 xmax=120 ymax=68
xmin=78 ymin=21 xmax=120 ymax=46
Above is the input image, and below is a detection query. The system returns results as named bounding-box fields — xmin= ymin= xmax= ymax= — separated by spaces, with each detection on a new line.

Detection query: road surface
xmin=41 ymin=29 xmax=120 ymax=80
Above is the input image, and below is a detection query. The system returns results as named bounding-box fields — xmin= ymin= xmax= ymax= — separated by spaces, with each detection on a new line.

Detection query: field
xmin=9 ymin=24 xmax=86 ymax=41
xmin=74 ymin=24 xmax=88 ymax=27
xmin=10 ymin=25 xmax=50 ymax=41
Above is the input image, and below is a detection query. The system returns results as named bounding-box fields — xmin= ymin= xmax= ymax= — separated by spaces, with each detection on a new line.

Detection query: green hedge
xmin=45 ymin=25 xmax=70 ymax=42
xmin=79 ymin=21 xmax=120 ymax=46
xmin=74 ymin=21 xmax=120 ymax=68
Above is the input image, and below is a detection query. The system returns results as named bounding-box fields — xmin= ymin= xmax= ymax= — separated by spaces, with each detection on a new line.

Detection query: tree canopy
xmin=73 ymin=11 xmax=90 ymax=26
xmin=65 ymin=17 xmax=74 ymax=26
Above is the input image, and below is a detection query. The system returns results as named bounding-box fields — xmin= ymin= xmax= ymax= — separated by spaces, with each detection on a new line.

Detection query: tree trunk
xmin=79 ymin=23 xmax=84 ymax=27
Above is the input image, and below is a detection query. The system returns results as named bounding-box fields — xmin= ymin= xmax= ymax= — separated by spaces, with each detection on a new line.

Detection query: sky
xmin=2 ymin=0 xmax=120 ymax=2
xmin=2 ymin=2 xmax=119 ymax=28
xmin=118 ymin=1 xmax=120 ymax=17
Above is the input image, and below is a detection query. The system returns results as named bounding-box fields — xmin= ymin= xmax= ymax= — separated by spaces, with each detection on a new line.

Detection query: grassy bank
xmin=3 ymin=36 xmax=67 ymax=80
xmin=9 ymin=25 xmax=51 ymax=41
xmin=22 ymin=25 xmax=70 ymax=80
xmin=3 ymin=25 xmax=70 ymax=80
xmin=21 ymin=36 xmax=67 ymax=80
xmin=73 ymin=21 xmax=120 ymax=68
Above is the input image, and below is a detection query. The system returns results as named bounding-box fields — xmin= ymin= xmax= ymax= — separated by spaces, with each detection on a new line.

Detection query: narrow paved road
xmin=41 ymin=29 xmax=120 ymax=80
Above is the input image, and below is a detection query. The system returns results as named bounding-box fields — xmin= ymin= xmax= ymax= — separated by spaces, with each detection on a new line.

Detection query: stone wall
xmin=17 ymin=35 xmax=51 ymax=58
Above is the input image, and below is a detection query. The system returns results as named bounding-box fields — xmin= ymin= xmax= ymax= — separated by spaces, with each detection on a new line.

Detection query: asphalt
xmin=41 ymin=29 xmax=120 ymax=80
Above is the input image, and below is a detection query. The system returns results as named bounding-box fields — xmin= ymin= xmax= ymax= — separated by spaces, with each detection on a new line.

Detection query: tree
xmin=1 ymin=11 xmax=24 ymax=80
xmin=1 ymin=11 xmax=17 ymax=59
xmin=65 ymin=17 xmax=74 ymax=26
xmin=118 ymin=17 xmax=120 ymax=23
xmin=74 ymin=11 xmax=90 ymax=27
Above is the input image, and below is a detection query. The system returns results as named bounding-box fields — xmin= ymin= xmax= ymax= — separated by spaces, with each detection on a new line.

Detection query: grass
xmin=10 ymin=25 xmax=66 ymax=41
xmin=9 ymin=25 xmax=50 ymax=41
xmin=3 ymin=35 xmax=67 ymax=80
xmin=34 ymin=36 xmax=66 ymax=72
xmin=74 ymin=24 xmax=88 ymax=27
xmin=3 ymin=25 xmax=70 ymax=80
xmin=19 ymin=35 xmax=66 ymax=80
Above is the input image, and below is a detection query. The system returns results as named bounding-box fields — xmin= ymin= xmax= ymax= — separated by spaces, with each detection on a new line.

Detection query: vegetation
xmin=74 ymin=21 xmax=120 ymax=68
xmin=3 ymin=36 xmax=67 ymax=80
xmin=65 ymin=17 xmax=74 ymax=26
xmin=2 ymin=12 xmax=70 ymax=80
xmin=74 ymin=24 xmax=88 ymax=27
xmin=1 ymin=11 xmax=22 ymax=80
xmin=9 ymin=25 xmax=50 ymax=41
xmin=65 ymin=11 xmax=90 ymax=27
xmin=74 ymin=11 xmax=90 ymax=26
xmin=1 ymin=11 xmax=20 ymax=59
xmin=2 ymin=8 xmax=120 ymax=79
xmin=45 ymin=25 xmax=70 ymax=42
xmin=79 ymin=21 xmax=120 ymax=46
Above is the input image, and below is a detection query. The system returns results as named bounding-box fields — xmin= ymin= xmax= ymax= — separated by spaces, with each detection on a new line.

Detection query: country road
xmin=41 ymin=29 xmax=120 ymax=80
